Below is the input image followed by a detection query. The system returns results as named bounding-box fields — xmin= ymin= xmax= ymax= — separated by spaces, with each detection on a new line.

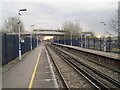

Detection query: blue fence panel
xmin=54 ymin=40 xmax=57 ymax=43
xmin=5 ymin=35 xmax=16 ymax=64
xmin=7 ymin=35 xmax=14 ymax=63
xmin=2 ymin=34 xmax=7 ymax=65
xmin=54 ymin=37 xmax=119 ymax=53
xmin=21 ymin=37 xmax=31 ymax=54
xmin=54 ymin=40 xmax=59 ymax=43
xmin=59 ymin=40 xmax=64 ymax=44
xmin=2 ymin=34 xmax=39 ymax=65
xmin=14 ymin=36 xmax=19 ymax=58
xmin=63 ymin=39 xmax=66 ymax=45
xmin=72 ymin=38 xmax=79 ymax=46
xmin=32 ymin=38 xmax=37 ymax=49
xmin=66 ymin=39 xmax=71 ymax=45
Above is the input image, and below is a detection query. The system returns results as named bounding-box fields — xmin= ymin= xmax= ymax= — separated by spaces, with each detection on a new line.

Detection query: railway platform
xmin=2 ymin=42 xmax=120 ymax=89
xmin=2 ymin=43 xmax=58 ymax=88
xmin=52 ymin=43 xmax=120 ymax=68
xmin=53 ymin=43 xmax=119 ymax=60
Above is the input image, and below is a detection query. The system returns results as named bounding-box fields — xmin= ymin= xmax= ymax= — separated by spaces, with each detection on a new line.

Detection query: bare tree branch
xmin=62 ymin=21 xmax=82 ymax=39
xmin=2 ymin=17 xmax=25 ymax=33
xmin=109 ymin=12 xmax=118 ymax=35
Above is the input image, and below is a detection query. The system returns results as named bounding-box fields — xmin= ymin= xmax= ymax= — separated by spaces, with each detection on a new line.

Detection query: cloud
xmin=1 ymin=1 xmax=118 ymax=35
xmin=2 ymin=0 xmax=119 ymax=3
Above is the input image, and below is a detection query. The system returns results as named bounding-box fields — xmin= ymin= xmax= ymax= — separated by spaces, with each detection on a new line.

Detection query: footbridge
xmin=33 ymin=29 xmax=65 ymax=36
xmin=8 ymin=29 xmax=65 ymax=37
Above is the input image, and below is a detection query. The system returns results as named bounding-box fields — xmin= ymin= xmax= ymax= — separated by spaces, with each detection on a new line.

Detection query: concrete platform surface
xmin=54 ymin=43 xmax=119 ymax=60
xmin=32 ymin=44 xmax=58 ymax=88
xmin=2 ymin=43 xmax=58 ymax=88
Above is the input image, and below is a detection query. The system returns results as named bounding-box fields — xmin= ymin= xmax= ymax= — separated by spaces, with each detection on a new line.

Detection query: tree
xmin=109 ymin=13 xmax=118 ymax=36
xmin=109 ymin=12 xmax=120 ymax=60
xmin=62 ymin=21 xmax=82 ymax=39
xmin=2 ymin=17 xmax=25 ymax=33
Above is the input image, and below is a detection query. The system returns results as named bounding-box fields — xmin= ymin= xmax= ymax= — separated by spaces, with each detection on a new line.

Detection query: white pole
xmin=81 ymin=33 xmax=83 ymax=48
xmin=104 ymin=37 xmax=106 ymax=52
xmin=30 ymin=25 xmax=35 ymax=50
xmin=101 ymin=22 xmax=107 ymax=52
xmin=85 ymin=35 xmax=87 ymax=48
xmin=30 ymin=29 xmax=32 ymax=50
xmin=37 ymin=38 xmax=39 ymax=47
xmin=18 ymin=12 xmax=21 ymax=60
xmin=18 ymin=9 xmax=27 ymax=60
xmin=71 ymin=33 xmax=72 ymax=46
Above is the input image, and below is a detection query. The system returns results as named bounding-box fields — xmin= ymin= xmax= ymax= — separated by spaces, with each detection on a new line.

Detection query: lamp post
xmin=100 ymin=22 xmax=107 ymax=52
xmin=30 ymin=25 xmax=34 ymax=50
xmin=85 ymin=35 xmax=87 ymax=48
xmin=18 ymin=8 xmax=27 ymax=60
xmin=81 ymin=33 xmax=83 ymax=48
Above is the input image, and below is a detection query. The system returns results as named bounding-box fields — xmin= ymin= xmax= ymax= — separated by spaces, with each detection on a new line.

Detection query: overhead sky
xmin=1 ymin=0 xmax=119 ymax=35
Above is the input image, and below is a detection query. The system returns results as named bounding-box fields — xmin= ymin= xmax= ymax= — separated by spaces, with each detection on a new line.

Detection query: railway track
xmin=46 ymin=45 xmax=70 ymax=89
xmin=58 ymin=45 xmax=120 ymax=74
xmin=46 ymin=44 xmax=107 ymax=89
xmin=52 ymin=44 xmax=120 ymax=82
xmin=46 ymin=44 xmax=97 ymax=89
xmin=47 ymin=44 xmax=120 ymax=89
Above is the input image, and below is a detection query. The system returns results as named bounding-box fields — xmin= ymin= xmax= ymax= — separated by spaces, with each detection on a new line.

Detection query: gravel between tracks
xmin=47 ymin=46 xmax=94 ymax=88
xmin=50 ymin=45 xmax=120 ymax=88
xmin=55 ymin=46 xmax=119 ymax=82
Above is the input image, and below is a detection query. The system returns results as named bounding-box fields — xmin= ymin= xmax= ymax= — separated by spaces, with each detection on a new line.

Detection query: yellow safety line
xmin=28 ymin=48 xmax=42 ymax=89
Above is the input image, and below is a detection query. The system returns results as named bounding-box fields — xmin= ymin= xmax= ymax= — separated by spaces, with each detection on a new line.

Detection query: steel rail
xmin=60 ymin=46 xmax=120 ymax=74
xmin=45 ymin=45 xmax=70 ymax=89
xmin=51 ymin=44 xmax=120 ymax=88
xmin=48 ymin=44 xmax=110 ymax=90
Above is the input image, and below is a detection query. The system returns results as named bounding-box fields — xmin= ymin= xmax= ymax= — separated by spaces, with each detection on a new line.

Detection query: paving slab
xmin=3 ymin=43 xmax=58 ymax=88
xmin=2 ymin=44 xmax=42 ymax=88
xmin=32 ymin=45 xmax=58 ymax=88
xmin=54 ymin=43 xmax=119 ymax=60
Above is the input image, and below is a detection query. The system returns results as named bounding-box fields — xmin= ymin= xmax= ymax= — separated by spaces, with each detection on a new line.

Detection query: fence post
xmin=108 ymin=36 xmax=111 ymax=52
xmin=85 ymin=35 xmax=87 ymax=48
xmin=79 ymin=38 xmax=80 ymax=47
xmin=81 ymin=34 xmax=83 ymax=48
xmin=36 ymin=38 xmax=38 ymax=47
xmin=104 ymin=37 xmax=107 ymax=52
xmin=93 ymin=38 xmax=95 ymax=49
xmin=100 ymin=38 xmax=102 ymax=51
xmin=82 ymin=35 xmax=85 ymax=48
xmin=87 ymin=37 xmax=89 ymax=49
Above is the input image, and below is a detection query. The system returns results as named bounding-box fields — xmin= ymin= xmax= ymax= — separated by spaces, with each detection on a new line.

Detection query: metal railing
xmin=54 ymin=37 xmax=119 ymax=53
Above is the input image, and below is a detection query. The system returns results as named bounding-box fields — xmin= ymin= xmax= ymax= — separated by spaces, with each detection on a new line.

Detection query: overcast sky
xmin=1 ymin=0 xmax=119 ymax=35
